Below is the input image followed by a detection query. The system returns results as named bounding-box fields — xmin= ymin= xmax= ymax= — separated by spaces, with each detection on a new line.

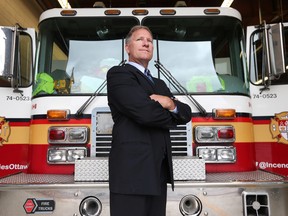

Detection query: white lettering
xmin=257 ymin=161 xmax=288 ymax=169
xmin=41 ymin=202 xmax=50 ymax=206
xmin=38 ymin=206 xmax=53 ymax=211
xmin=0 ymin=163 xmax=28 ymax=170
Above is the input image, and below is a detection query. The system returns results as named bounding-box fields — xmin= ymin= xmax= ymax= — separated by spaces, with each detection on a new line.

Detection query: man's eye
xmin=135 ymin=38 xmax=152 ymax=43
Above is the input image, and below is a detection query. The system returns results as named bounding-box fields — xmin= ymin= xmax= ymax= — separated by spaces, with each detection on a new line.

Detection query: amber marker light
xmin=60 ymin=10 xmax=77 ymax=16
xmin=104 ymin=9 xmax=121 ymax=15
xmin=213 ymin=108 xmax=236 ymax=120
xmin=132 ymin=9 xmax=149 ymax=15
xmin=47 ymin=109 xmax=70 ymax=121
xmin=160 ymin=9 xmax=176 ymax=15
xmin=204 ymin=8 xmax=220 ymax=15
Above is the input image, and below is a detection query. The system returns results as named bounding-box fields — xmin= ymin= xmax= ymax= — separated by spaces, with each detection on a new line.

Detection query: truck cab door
xmin=247 ymin=22 xmax=288 ymax=176
xmin=247 ymin=22 xmax=287 ymax=88
xmin=0 ymin=25 xmax=36 ymax=178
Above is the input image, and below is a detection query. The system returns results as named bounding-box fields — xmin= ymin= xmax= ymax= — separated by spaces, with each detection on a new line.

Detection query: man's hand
xmin=150 ymin=94 xmax=176 ymax=111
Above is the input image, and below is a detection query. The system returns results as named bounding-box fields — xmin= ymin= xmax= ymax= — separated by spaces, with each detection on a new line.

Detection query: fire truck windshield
xmin=34 ymin=15 xmax=248 ymax=96
xmin=145 ymin=16 xmax=249 ymax=95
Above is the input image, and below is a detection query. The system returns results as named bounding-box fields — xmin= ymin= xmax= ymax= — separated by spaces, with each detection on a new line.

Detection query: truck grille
xmin=91 ymin=107 xmax=192 ymax=157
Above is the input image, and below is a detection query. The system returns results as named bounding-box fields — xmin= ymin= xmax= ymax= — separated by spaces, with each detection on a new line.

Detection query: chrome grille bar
xmin=91 ymin=107 xmax=192 ymax=157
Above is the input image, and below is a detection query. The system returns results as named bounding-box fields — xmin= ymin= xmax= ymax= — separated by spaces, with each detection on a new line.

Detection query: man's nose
xmin=142 ymin=38 xmax=150 ymax=46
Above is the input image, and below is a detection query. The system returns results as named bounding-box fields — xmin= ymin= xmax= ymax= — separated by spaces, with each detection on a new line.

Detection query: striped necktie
xmin=144 ymin=69 xmax=154 ymax=83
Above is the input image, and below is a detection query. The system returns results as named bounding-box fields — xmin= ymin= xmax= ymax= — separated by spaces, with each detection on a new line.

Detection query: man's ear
xmin=125 ymin=44 xmax=130 ymax=54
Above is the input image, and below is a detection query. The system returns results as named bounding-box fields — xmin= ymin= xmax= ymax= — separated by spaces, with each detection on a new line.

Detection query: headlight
xmin=47 ymin=147 xmax=87 ymax=164
xmin=197 ymin=146 xmax=236 ymax=163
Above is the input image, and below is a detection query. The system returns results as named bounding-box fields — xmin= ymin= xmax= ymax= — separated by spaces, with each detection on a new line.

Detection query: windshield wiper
xmin=75 ymin=59 xmax=126 ymax=117
xmin=75 ymin=79 xmax=107 ymax=118
xmin=154 ymin=60 xmax=207 ymax=116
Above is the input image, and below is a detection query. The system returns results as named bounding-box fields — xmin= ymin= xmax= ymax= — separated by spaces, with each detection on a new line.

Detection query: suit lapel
xmin=124 ymin=64 xmax=156 ymax=92
xmin=123 ymin=64 xmax=171 ymax=97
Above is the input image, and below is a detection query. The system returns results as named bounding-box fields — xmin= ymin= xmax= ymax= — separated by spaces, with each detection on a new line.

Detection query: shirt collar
xmin=127 ymin=61 xmax=146 ymax=74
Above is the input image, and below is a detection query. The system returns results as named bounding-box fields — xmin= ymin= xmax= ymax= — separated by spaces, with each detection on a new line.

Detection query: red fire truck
xmin=0 ymin=5 xmax=288 ymax=216
xmin=247 ymin=21 xmax=288 ymax=177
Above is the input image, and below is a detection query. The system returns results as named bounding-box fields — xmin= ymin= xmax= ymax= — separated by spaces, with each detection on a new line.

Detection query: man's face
xmin=125 ymin=29 xmax=153 ymax=67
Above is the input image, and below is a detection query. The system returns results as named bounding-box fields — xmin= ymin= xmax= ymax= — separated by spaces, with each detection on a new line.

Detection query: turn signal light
xmin=213 ymin=108 xmax=236 ymax=119
xmin=47 ymin=109 xmax=70 ymax=121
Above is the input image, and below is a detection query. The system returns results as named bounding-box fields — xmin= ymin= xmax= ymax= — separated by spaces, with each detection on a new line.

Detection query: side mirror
xmin=0 ymin=27 xmax=14 ymax=86
xmin=248 ymin=22 xmax=287 ymax=90
xmin=0 ymin=24 xmax=35 ymax=94
xmin=269 ymin=23 xmax=287 ymax=76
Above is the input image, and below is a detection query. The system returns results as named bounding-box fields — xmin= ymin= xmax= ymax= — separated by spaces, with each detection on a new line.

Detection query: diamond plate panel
xmin=74 ymin=158 xmax=108 ymax=181
xmin=74 ymin=157 xmax=206 ymax=181
xmin=0 ymin=173 xmax=74 ymax=184
xmin=173 ymin=156 xmax=206 ymax=180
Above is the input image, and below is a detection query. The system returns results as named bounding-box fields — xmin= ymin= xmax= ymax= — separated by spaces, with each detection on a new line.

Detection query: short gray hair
xmin=125 ymin=25 xmax=153 ymax=44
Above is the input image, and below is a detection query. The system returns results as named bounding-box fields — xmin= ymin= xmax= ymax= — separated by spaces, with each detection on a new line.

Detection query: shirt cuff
xmin=169 ymin=106 xmax=178 ymax=113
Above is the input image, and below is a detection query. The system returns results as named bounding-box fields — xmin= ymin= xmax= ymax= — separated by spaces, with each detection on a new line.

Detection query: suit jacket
xmin=107 ymin=64 xmax=192 ymax=196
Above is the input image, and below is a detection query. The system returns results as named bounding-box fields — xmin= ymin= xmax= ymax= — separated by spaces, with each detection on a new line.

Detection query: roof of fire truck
xmin=39 ymin=7 xmax=242 ymax=23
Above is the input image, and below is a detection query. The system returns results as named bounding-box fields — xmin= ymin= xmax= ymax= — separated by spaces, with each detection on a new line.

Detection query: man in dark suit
xmin=107 ymin=25 xmax=192 ymax=216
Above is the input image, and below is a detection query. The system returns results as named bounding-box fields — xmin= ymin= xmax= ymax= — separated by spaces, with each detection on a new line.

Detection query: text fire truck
xmin=0 ymin=3 xmax=288 ymax=216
